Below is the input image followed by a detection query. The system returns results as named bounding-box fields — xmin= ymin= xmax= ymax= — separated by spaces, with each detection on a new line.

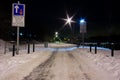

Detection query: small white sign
xmin=12 ymin=16 xmax=25 ymax=27
xmin=12 ymin=3 xmax=25 ymax=27
xmin=80 ymin=21 xmax=87 ymax=33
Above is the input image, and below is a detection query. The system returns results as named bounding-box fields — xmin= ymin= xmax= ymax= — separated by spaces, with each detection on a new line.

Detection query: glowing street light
xmin=55 ymin=32 xmax=58 ymax=38
xmin=80 ymin=19 xmax=85 ymax=23
xmin=62 ymin=13 xmax=75 ymax=28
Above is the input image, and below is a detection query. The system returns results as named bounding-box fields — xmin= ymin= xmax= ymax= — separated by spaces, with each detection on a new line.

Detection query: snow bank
xmin=74 ymin=48 xmax=120 ymax=80
xmin=0 ymin=49 xmax=53 ymax=80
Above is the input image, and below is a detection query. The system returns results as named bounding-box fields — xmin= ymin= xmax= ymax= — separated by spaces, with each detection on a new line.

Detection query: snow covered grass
xmin=73 ymin=48 xmax=120 ymax=80
xmin=0 ymin=49 xmax=54 ymax=80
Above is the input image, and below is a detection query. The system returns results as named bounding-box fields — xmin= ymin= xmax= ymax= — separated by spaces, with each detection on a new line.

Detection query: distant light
xmin=55 ymin=32 xmax=58 ymax=35
xmin=55 ymin=32 xmax=58 ymax=37
xmin=20 ymin=33 xmax=23 ymax=36
xmin=80 ymin=19 xmax=85 ymax=23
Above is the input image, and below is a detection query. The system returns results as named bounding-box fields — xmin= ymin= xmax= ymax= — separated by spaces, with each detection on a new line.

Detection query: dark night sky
xmin=0 ymin=0 xmax=120 ymax=40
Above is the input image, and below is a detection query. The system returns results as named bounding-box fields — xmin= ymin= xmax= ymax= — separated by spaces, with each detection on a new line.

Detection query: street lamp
xmin=80 ymin=18 xmax=87 ymax=47
xmin=62 ymin=13 xmax=75 ymax=28
xmin=61 ymin=13 xmax=75 ymax=43
xmin=80 ymin=19 xmax=85 ymax=23
xmin=54 ymin=31 xmax=61 ymax=43
xmin=55 ymin=32 xmax=58 ymax=38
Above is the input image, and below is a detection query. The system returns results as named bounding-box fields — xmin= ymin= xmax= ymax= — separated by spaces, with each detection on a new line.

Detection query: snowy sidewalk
xmin=0 ymin=50 xmax=53 ymax=80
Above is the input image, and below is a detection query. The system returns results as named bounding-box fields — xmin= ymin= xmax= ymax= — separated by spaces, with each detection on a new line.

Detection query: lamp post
xmin=54 ymin=32 xmax=61 ymax=43
xmin=80 ymin=19 xmax=86 ymax=47
xmin=62 ymin=13 xmax=75 ymax=43
xmin=55 ymin=32 xmax=58 ymax=38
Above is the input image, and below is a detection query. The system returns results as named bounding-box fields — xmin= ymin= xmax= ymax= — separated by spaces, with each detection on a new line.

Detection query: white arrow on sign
xmin=15 ymin=5 xmax=19 ymax=13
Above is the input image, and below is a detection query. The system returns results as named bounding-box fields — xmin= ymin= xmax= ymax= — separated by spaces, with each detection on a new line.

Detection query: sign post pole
xmin=12 ymin=1 xmax=25 ymax=54
xmin=16 ymin=1 xmax=19 ymax=54
xmin=16 ymin=27 xmax=19 ymax=54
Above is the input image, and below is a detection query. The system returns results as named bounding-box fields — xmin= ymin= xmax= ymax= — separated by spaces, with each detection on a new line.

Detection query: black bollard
xmin=13 ymin=44 xmax=15 ymax=56
xmin=95 ymin=44 xmax=97 ymax=54
xmin=111 ymin=48 xmax=114 ymax=57
xmin=90 ymin=44 xmax=92 ymax=52
xmin=28 ymin=43 xmax=30 ymax=54
xmin=33 ymin=43 xmax=35 ymax=52
xmin=111 ymin=43 xmax=114 ymax=57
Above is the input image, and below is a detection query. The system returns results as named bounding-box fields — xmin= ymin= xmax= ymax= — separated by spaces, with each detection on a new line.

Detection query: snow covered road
xmin=23 ymin=49 xmax=116 ymax=80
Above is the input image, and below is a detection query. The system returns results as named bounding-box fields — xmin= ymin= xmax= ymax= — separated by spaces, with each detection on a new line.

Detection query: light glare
xmin=80 ymin=19 xmax=85 ymax=23
xmin=63 ymin=13 xmax=75 ymax=27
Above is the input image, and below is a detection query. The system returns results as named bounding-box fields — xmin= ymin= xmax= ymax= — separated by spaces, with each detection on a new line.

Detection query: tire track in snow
xmin=23 ymin=50 xmax=57 ymax=80
xmin=67 ymin=51 xmax=91 ymax=80
xmin=23 ymin=49 xmax=91 ymax=80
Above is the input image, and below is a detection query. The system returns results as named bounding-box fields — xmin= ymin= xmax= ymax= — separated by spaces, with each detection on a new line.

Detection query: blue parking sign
xmin=13 ymin=3 xmax=25 ymax=16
